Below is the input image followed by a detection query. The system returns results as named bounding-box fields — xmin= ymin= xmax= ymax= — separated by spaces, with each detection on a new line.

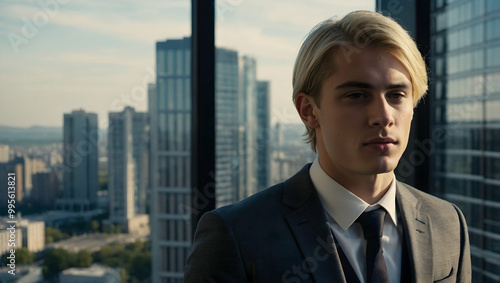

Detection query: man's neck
xmin=318 ymin=159 xmax=395 ymax=205
xmin=336 ymin=173 xmax=394 ymax=205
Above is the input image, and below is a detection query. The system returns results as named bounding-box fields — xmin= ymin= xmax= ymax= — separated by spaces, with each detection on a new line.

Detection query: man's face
xmin=306 ymin=48 xmax=414 ymax=180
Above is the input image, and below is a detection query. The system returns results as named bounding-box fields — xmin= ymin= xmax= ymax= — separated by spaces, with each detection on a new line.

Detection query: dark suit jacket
xmin=184 ymin=164 xmax=471 ymax=283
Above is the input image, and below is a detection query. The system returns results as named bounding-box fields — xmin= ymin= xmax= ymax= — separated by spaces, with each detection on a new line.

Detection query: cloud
xmin=41 ymin=52 xmax=145 ymax=67
xmin=0 ymin=0 xmax=375 ymax=127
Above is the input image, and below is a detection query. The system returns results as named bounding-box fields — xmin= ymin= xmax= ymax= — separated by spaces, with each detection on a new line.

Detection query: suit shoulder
xmin=398 ymin=181 xmax=463 ymax=216
xmin=211 ymin=182 xmax=286 ymax=223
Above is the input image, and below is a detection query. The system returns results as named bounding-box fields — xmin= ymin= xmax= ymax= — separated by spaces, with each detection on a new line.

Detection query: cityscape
xmin=1 ymin=0 xmax=500 ymax=283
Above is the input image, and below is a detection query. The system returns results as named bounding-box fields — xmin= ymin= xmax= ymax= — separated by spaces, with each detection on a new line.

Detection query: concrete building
xmin=0 ymin=224 xmax=22 ymax=256
xmin=0 ymin=266 xmax=42 ymax=283
xmin=107 ymin=106 xmax=149 ymax=233
xmin=0 ymin=160 xmax=24 ymax=204
xmin=59 ymin=264 xmax=120 ymax=283
xmin=56 ymin=110 xmax=98 ymax=211
xmin=23 ymin=156 xmax=47 ymax=198
xmin=32 ymin=169 xmax=60 ymax=207
xmin=18 ymin=219 xmax=44 ymax=253
xmin=0 ymin=144 xmax=9 ymax=163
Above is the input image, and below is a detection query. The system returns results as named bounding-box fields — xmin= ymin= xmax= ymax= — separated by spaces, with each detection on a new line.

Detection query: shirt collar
xmin=309 ymin=157 xmax=398 ymax=231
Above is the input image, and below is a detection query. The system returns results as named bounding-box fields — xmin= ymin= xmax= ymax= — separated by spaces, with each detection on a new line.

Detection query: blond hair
xmin=292 ymin=10 xmax=428 ymax=152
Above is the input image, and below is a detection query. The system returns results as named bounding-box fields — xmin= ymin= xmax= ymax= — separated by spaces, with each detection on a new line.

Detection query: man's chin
xmin=365 ymin=159 xmax=397 ymax=175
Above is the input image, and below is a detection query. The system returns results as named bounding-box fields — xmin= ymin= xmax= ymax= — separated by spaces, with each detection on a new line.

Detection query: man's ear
xmin=295 ymin=92 xmax=319 ymax=129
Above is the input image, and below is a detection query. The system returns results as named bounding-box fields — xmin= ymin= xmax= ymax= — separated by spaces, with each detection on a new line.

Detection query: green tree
xmin=45 ymin=227 xmax=70 ymax=243
xmin=16 ymin=248 xmax=35 ymax=265
xmin=1 ymin=248 xmax=34 ymax=266
xmin=76 ymin=250 xmax=92 ymax=267
xmin=43 ymin=248 xmax=75 ymax=278
xmin=90 ymin=220 xmax=99 ymax=232
xmin=130 ymin=252 xmax=151 ymax=281
xmin=120 ymin=268 xmax=129 ymax=283
xmin=125 ymin=240 xmax=143 ymax=253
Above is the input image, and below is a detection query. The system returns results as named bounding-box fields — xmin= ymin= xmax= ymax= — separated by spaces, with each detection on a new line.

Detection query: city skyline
xmin=0 ymin=0 xmax=374 ymax=128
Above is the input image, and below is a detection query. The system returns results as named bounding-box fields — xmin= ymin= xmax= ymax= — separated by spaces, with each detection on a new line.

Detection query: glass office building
xmin=377 ymin=0 xmax=500 ymax=283
xmin=378 ymin=0 xmax=500 ymax=281
xmin=150 ymin=38 xmax=245 ymax=283
xmin=150 ymin=37 xmax=192 ymax=283
xmin=430 ymin=1 xmax=500 ymax=281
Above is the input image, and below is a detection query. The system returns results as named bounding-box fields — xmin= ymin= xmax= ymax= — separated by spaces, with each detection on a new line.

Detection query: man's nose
xmin=368 ymin=97 xmax=394 ymax=128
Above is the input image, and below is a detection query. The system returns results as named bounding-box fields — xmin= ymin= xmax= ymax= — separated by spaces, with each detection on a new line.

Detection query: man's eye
xmin=389 ymin=92 xmax=406 ymax=99
xmin=346 ymin=92 xmax=366 ymax=99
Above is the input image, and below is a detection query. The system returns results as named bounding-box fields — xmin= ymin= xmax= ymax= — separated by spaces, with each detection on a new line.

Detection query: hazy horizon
xmin=0 ymin=0 xmax=374 ymax=128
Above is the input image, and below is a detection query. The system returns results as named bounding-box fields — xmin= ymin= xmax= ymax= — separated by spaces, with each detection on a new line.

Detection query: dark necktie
xmin=357 ymin=208 xmax=389 ymax=283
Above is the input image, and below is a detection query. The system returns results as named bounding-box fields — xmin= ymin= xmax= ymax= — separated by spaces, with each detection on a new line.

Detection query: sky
xmin=0 ymin=0 xmax=374 ymax=128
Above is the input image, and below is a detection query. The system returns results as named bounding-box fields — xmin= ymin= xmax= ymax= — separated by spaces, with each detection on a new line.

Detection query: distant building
xmin=150 ymin=37 xmax=245 ymax=283
xmin=56 ymin=110 xmax=98 ymax=211
xmin=215 ymin=48 xmax=240 ymax=207
xmin=0 ymin=223 xmax=22 ymax=256
xmin=25 ymin=210 xmax=103 ymax=230
xmin=150 ymin=37 xmax=193 ymax=283
xmin=32 ymin=169 xmax=60 ymax=207
xmin=272 ymin=123 xmax=316 ymax=184
xmin=107 ymin=107 xmax=149 ymax=233
xmin=256 ymin=80 xmax=271 ymax=191
xmin=0 ymin=144 xmax=9 ymax=162
xmin=0 ymin=266 xmax=42 ymax=283
xmin=17 ymin=218 xmax=45 ymax=252
xmin=0 ymin=159 xmax=24 ymax=204
xmin=238 ymin=56 xmax=258 ymax=200
xmin=59 ymin=264 xmax=120 ymax=283
xmin=23 ymin=156 xmax=47 ymax=198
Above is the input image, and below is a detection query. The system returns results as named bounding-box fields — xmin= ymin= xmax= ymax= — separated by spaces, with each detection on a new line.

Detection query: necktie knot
xmin=357 ymin=208 xmax=386 ymax=239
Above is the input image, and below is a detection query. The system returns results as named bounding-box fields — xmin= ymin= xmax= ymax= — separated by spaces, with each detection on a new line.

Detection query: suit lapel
xmin=283 ymin=165 xmax=347 ymax=283
xmin=396 ymin=182 xmax=433 ymax=283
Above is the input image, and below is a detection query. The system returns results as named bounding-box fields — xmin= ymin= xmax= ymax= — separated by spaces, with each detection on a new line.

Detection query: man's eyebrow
xmin=335 ymin=81 xmax=410 ymax=90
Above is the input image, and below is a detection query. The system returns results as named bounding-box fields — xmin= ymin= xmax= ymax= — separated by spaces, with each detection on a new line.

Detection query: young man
xmin=184 ymin=10 xmax=471 ymax=283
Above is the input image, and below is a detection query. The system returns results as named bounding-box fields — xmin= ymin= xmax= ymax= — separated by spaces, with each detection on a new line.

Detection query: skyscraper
xmin=32 ymin=169 xmax=59 ymax=207
xmin=255 ymin=80 xmax=271 ymax=191
xmin=151 ymin=37 xmax=192 ymax=283
xmin=150 ymin=37 xmax=255 ymax=283
xmin=215 ymin=48 xmax=240 ymax=208
xmin=108 ymin=106 xmax=149 ymax=231
xmin=238 ymin=56 xmax=258 ymax=199
xmin=377 ymin=1 xmax=500 ymax=281
xmin=56 ymin=110 xmax=98 ymax=211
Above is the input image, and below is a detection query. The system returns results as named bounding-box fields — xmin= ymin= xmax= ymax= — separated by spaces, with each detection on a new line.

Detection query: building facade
xmin=377 ymin=0 xmax=500 ymax=281
xmin=108 ymin=106 xmax=149 ymax=232
xmin=151 ymin=37 xmax=193 ymax=283
xmin=59 ymin=264 xmax=121 ymax=283
xmin=0 ymin=144 xmax=9 ymax=163
xmin=430 ymin=1 xmax=500 ymax=281
xmin=215 ymin=48 xmax=240 ymax=207
xmin=18 ymin=219 xmax=45 ymax=253
xmin=237 ymin=56 xmax=259 ymax=199
xmin=32 ymin=169 xmax=60 ymax=207
xmin=151 ymin=37 xmax=266 ymax=282
xmin=56 ymin=110 xmax=98 ymax=211
xmin=255 ymin=80 xmax=271 ymax=191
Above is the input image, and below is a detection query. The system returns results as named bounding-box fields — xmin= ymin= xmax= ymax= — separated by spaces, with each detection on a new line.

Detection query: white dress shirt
xmin=309 ymin=158 xmax=403 ymax=283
